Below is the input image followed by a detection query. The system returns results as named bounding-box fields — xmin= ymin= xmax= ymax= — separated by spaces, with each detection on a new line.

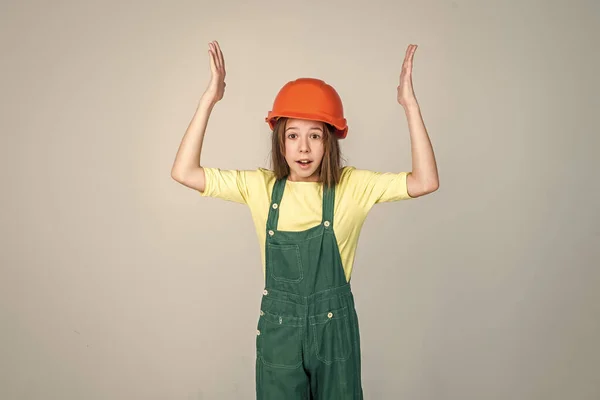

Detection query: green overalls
xmin=255 ymin=177 xmax=363 ymax=399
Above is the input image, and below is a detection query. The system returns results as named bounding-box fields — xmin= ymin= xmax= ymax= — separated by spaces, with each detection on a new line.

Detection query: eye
xmin=287 ymin=133 xmax=297 ymax=139
xmin=311 ymin=133 xmax=321 ymax=139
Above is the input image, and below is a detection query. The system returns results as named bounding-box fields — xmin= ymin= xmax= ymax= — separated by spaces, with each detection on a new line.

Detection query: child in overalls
xmin=171 ymin=41 xmax=439 ymax=399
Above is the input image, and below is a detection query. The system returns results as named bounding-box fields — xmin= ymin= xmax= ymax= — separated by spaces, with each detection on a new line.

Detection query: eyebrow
xmin=285 ymin=126 xmax=324 ymax=132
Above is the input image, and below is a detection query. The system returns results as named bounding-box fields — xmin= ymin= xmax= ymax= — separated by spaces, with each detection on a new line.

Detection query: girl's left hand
xmin=397 ymin=44 xmax=419 ymax=107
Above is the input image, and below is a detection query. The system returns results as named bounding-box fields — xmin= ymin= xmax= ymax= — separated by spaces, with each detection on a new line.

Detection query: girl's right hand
xmin=203 ymin=41 xmax=226 ymax=105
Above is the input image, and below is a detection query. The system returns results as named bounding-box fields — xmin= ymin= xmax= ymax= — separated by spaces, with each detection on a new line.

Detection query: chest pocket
xmin=267 ymin=243 xmax=303 ymax=283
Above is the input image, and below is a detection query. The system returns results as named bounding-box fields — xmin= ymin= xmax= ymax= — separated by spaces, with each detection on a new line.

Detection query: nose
xmin=299 ymin=136 xmax=310 ymax=153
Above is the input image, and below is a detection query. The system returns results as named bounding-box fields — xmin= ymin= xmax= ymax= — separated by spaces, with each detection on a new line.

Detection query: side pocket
xmin=267 ymin=243 xmax=303 ymax=283
xmin=310 ymin=306 xmax=352 ymax=364
xmin=257 ymin=310 xmax=303 ymax=369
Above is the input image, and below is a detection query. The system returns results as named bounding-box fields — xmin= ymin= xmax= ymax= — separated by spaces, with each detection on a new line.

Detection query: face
xmin=283 ymin=118 xmax=326 ymax=182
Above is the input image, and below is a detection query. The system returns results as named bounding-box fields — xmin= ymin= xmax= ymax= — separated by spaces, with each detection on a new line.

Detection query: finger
xmin=210 ymin=41 xmax=222 ymax=71
xmin=408 ymin=45 xmax=416 ymax=60
xmin=216 ymin=41 xmax=224 ymax=71
xmin=213 ymin=41 xmax=221 ymax=70
xmin=405 ymin=46 xmax=415 ymax=70
xmin=209 ymin=42 xmax=219 ymax=71
xmin=209 ymin=52 xmax=217 ymax=74
xmin=214 ymin=41 xmax=223 ymax=63
xmin=401 ymin=49 xmax=412 ymax=76
xmin=215 ymin=41 xmax=225 ymax=74
xmin=208 ymin=45 xmax=217 ymax=73
xmin=400 ymin=45 xmax=414 ymax=83
xmin=400 ymin=62 xmax=409 ymax=81
xmin=403 ymin=44 xmax=412 ymax=64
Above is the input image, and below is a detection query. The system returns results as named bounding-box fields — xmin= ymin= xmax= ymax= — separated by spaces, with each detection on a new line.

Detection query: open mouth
xmin=296 ymin=160 xmax=313 ymax=168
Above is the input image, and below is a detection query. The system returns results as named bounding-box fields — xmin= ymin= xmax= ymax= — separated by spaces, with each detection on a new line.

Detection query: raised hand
xmin=204 ymin=41 xmax=226 ymax=105
xmin=397 ymin=44 xmax=418 ymax=108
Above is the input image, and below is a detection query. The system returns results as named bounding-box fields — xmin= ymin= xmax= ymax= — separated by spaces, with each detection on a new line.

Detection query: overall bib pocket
xmin=257 ymin=309 xmax=303 ymax=369
xmin=310 ymin=306 xmax=352 ymax=364
xmin=267 ymin=243 xmax=304 ymax=283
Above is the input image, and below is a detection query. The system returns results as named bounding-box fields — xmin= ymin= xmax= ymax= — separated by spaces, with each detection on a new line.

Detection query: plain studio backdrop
xmin=1 ymin=0 xmax=598 ymax=399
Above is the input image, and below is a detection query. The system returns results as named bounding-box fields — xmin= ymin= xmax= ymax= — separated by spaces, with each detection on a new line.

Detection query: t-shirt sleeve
xmin=199 ymin=167 xmax=257 ymax=204
xmin=346 ymin=167 xmax=414 ymax=208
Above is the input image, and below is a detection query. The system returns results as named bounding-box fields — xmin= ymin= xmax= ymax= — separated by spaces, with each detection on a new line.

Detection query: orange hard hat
xmin=265 ymin=78 xmax=348 ymax=139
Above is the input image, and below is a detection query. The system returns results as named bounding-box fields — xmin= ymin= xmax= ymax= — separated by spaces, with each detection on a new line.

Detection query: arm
xmin=397 ymin=44 xmax=439 ymax=198
xmin=171 ymin=41 xmax=226 ymax=192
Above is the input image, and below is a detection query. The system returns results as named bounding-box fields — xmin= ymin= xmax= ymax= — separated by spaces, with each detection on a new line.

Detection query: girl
xmin=171 ymin=41 xmax=438 ymax=399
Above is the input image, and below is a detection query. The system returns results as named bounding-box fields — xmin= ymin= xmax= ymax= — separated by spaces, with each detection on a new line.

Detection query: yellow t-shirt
xmin=200 ymin=166 xmax=413 ymax=282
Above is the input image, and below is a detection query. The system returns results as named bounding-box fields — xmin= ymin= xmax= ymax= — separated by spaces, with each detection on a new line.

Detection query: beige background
xmin=1 ymin=0 xmax=599 ymax=399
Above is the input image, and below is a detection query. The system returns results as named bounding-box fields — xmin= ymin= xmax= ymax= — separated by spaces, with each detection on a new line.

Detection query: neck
xmin=287 ymin=171 xmax=320 ymax=183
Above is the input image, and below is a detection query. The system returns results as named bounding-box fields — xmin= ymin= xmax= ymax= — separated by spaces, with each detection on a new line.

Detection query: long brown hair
xmin=270 ymin=117 xmax=343 ymax=187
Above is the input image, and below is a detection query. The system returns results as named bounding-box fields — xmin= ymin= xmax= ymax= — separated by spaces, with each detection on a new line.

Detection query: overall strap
xmin=322 ymin=183 xmax=336 ymax=227
xmin=266 ymin=177 xmax=286 ymax=232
